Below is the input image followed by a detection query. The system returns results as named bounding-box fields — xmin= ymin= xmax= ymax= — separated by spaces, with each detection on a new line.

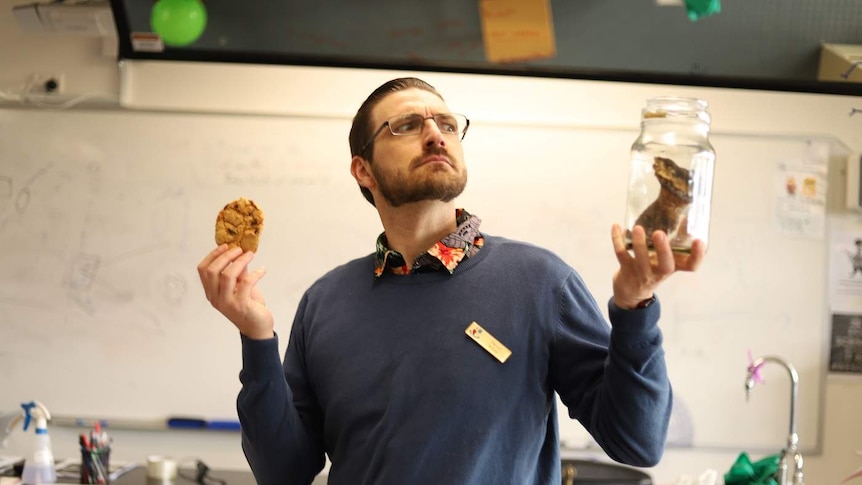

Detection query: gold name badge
xmin=465 ymin=321 xmax=512 ymax=363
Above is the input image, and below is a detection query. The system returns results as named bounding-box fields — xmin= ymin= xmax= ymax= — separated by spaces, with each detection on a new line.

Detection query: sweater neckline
xmin=373 ymin=235 xmax=496 ymax=285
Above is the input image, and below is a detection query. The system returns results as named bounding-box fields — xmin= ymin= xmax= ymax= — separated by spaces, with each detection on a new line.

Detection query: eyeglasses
xmin=360 ymin=113 xmax=470 ymax=154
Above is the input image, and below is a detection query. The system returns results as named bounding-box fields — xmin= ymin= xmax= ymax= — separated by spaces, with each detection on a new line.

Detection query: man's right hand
xmin=197 ymin=245 xmax=274 ymax=340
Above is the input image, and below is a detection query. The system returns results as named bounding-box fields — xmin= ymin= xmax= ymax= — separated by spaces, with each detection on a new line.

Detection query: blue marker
xmin=166 ymin=417 xmax=207 ymax=429
xmin=207 ymin=420 xmax=241 ymax=431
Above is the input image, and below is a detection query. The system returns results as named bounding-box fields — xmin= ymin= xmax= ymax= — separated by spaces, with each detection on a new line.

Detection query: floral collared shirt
xmin=373 ymin=209 xmax=485 ymax=277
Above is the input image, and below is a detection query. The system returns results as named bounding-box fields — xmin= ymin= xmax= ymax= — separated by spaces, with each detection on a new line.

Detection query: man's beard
xmin=371 ymin=148 xmax=467 ymax=208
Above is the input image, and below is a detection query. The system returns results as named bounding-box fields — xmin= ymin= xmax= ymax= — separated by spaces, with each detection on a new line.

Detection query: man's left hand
xmin=610 ymin=224 xmax=706 ymax=310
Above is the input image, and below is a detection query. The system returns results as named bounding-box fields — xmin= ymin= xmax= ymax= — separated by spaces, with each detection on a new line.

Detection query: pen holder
xmin=80 ymin=446 xmax=110 ymax=484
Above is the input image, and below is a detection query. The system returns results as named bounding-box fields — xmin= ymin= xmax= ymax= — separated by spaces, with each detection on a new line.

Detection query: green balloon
xmin=150 ymin=0 xmax=207 ymax=47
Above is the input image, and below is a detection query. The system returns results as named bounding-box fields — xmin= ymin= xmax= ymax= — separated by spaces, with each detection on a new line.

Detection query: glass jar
xmin=624 ymin=96 xmax=716 ymax=253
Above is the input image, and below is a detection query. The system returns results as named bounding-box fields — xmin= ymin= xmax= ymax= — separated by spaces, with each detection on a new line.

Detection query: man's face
xmin=364 ymin=88 xmax=467 ymax=208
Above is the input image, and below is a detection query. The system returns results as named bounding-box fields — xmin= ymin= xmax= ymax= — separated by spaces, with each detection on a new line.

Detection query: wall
xmin=1 ymin=0 xmax=861 ymax=483
xmin=0 ymin=104 xmax=842 ymax=450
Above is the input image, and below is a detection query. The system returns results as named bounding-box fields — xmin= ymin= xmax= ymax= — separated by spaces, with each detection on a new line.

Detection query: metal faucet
xmin=745 ymin=355 xmax=804 ymax=485
xmin=0 ymin=410 xmax=24 ymax=448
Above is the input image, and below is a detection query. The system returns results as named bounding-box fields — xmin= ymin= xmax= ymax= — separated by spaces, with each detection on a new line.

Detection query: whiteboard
xmin=0 ymin=106 xmax=840 ymax=451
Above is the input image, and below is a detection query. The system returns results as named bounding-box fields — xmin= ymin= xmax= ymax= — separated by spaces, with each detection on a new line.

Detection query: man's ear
xmin=351 ymin=155 xmax=375 ymax=190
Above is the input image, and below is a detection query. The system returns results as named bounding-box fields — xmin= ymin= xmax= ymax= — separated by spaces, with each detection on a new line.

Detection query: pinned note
xmin=479 ymin=0 xmax=556 ymax=63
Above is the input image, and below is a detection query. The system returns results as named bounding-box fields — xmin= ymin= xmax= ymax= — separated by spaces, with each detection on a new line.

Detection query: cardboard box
xmin=818 ymin=43 xmax=862 ymax=83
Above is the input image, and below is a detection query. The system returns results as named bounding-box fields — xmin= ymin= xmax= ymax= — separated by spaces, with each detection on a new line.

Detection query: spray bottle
xmin=19 ymin=401 xmax=57 ymax=485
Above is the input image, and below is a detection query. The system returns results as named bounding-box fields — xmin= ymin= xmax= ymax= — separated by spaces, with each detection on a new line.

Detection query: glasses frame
xmin=360 ymin=113 xmax=470 ymax=155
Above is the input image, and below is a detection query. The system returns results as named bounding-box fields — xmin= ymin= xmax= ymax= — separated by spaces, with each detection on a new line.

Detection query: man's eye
xmin=393 ymin=118 xmax=421 ymax=133
xmin=436 ymin=116 xmax=458 ymax=132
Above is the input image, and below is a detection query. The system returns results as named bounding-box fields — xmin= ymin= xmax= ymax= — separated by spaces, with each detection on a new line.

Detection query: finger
xmin=651 ymin=230 xmax=675 ymax=275
xmin=202 ymin=244 xmax=230 ymax=261
xmin=215 ymin=247 xmax=247 ymax=276
xmin=235 ymin=265 xmax=267 ymax=302
xmin=629 ymin=225 xmax=652 ymax=273
xmin=197 ymin=244 xmax=230 ymax=278
xmin=197 ymin=245 xmax=234 ymax=301
xmin=217 ymin=250 xmax=255 ymax=300
xmin=675 ymin=239 xmax=706 ymax=272
xmin=611 ymin=224 xmax=631 ymax=265
xmin=205 ymin=247 xmax=245 ymax=303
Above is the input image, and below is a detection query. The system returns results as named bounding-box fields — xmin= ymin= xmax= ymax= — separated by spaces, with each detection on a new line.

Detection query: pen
xmin=207 ymin=420 xmax=241 ymax=431
xmin=166 ymin=417 xmax=207 ymax=429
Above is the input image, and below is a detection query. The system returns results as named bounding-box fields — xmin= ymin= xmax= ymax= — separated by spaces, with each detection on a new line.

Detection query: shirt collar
xmin=373 ymin=209 xmax=484 ymax=277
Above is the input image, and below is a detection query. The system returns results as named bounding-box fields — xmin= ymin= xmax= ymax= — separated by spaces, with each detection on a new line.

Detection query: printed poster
xmin=828 ymin=217 xmax=862 ymax=375
xmin=829 ymin=225 xmax=862 ymax=313
xmin=773 ymin=141 xmax=829 ymax=239
xmin=829 ymin=314 xmax=862 ymax=374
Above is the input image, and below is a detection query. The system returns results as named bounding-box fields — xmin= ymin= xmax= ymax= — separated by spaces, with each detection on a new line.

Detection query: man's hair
xmin=348 ymin=77 xmax=445 ymax=206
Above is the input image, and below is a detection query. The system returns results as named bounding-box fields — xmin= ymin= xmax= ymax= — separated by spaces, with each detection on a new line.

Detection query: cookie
xmin=215 ymin=197 xmax=264 ymax=252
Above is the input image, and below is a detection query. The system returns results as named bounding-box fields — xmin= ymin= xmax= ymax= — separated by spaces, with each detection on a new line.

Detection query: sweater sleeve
xmin=236 ymin=297 xmax=326 ymax=485
xmin=550 ymin=271 xmax=672 ymax=467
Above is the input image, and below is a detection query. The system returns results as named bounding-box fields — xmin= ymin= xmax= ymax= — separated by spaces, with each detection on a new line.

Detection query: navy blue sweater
xmin=237 ymin=235 xmax=671 ymax=485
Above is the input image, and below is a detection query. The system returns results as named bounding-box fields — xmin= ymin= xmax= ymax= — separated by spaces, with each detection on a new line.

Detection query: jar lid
xmin=643 ymin=97 xmax=710 ymax=124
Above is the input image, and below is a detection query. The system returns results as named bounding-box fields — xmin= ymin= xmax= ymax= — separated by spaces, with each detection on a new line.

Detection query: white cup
xmin=146 ymin=455 xmax=178 ymax=480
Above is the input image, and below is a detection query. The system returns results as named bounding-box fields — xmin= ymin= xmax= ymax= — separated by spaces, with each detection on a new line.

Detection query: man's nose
xmin=422 ymin=118 xmax=446 ymax=148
